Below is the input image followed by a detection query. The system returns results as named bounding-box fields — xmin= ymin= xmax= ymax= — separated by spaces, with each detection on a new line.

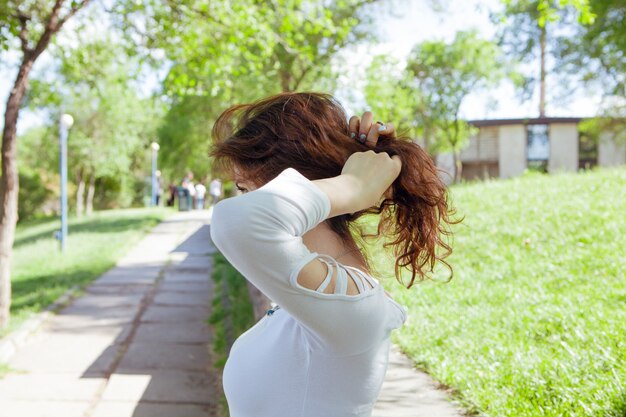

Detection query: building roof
xmin=468 ymin=117 xmax=584 ymax=127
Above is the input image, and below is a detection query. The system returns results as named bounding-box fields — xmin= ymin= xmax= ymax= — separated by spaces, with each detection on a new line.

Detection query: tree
xmin=112 ymin=0 xmax=379 ymax=95
xmin=363 ymin=55 xmax=425 ymax=147
xmin=111 ymin=0 xmax=384 ymax=182
xmin=559 ymin=0 xmax=624 ymax=97
xmin=28 ymin=38 xmax=163 ymax=215
xmin=557 ymin=0 xmax=625 ymax=142
xmin=0 ymin=0 xmax=91 ymax=327
xmin=405 ymin=31 xmax=504 ymax=181
xmin=495 ymin=0 xmax=596 ymax=117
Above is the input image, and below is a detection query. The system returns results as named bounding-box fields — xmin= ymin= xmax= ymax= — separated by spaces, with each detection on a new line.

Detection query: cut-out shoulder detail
xmin=296 ymin=254 xmax=378 ymax=297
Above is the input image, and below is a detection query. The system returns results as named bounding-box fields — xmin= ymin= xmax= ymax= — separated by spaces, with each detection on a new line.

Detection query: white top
xmin=210 ymin=168 xmax=408 ymax=417
xmin=195 ymin=183 xmax=206 ymax=198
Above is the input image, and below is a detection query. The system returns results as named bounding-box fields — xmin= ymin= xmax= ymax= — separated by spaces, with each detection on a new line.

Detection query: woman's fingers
xmin=348 ymin=115 xmax=360 ymax=140
xmin=340 ymin=151 xmax=402 ymax=209
xmin=358 ymin=111 xmax=373 ymax=143
xmin=377 ymin=122 xmax=395 ymax=138
xmin=366 ymin=123 xmax=381 ymax=147
xmin=348 ymin=112 xmax=396 ymax=145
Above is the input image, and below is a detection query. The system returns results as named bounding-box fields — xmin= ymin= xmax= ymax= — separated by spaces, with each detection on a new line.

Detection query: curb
xmin=0 ymin=284 xmax=81 ymax=363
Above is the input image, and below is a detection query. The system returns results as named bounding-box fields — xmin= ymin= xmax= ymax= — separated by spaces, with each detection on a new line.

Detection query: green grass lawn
xmin=3 ymin=207 xmax=172 ymax=338
xmin=368 ymin=167 xmax=626 ymax=417
xmin=209 ymin=252 xmax=256 ymax=417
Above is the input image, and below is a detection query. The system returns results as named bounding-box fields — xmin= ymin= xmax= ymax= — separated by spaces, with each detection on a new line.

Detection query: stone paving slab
xmin=141 ymin=305 xmax=210 ymax=323
xmin=59 ymin=304 xmax=139 ymax=322
xmin=70 ymin=293 xmax=145 ymax=309
xmin=0 ymin=399 xmax=91 ymax=417
xmin=175 ymin=257 xmax=213 ymax=270
xmin=373 ymin=344 xmax=464 ymax=417
xmin=162 ymin=270 xmax=212 ymax=283
xmin=0 ymin=373 xmax=105 ymax=401
xmin=92 ymin=273 xmax=159 ymax=285
xmin=133 ymin=322 xmax=211 ymax=343
xmin=153 ymin=291 xmax=211 ymax=306
xmin=117 ymin=342 xmax=211 ymax=372
xmin=46 ymin=320 xmax=131 ymax=344
xmin=91 ymin=401 xmax=216 ymax=417
xmin=159 ymin=281 xmax=213 ymax=292
xmin=101 ymin=371 xmax=216 ymax=403
xmin=8 ymin=333 xmax=117 ymax=375
xmin=86 ymin=283 xmax=152 ymax=295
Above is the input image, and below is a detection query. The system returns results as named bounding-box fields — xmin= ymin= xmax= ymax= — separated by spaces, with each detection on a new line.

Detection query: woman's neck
xmin=302 ymin=221 xmax=368 ymax=271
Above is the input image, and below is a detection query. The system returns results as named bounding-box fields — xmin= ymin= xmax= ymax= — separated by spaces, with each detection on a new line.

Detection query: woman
xmin=210 ymin=92 xmax=454 ymax=416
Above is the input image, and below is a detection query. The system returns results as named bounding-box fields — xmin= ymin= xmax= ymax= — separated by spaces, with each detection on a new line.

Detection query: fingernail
xmin=350 ymin=132 xmax=356 ymax=139
xmin=359 ymin=133 xmax=366 ymax=141
xmin=378 ymin=125 xmax=386 ymax=132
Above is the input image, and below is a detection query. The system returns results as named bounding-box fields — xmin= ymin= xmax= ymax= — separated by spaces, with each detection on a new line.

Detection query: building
xmin=453 ymin=117 xmax=626 ymax=181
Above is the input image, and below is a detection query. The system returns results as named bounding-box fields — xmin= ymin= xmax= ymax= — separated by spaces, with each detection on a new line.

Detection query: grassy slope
xmin=209 ymin=252 xmax=256 ymax=417
xmin=5 ymin=207 xmax=172 ymax=337
xmin=369 ymin=168 xmax=626 ymax=417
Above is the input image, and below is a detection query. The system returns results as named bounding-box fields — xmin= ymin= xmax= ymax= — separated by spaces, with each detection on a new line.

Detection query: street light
xmin=58 ymin=113 xmax=74 ymax=252
xmin=150 ymin=142 xmax=160 ymax=206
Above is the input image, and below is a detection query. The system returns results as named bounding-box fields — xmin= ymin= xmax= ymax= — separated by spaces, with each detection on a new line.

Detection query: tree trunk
xmin=539 ymin=24 xmax=547 ymax=118
xmin=0 ymin=0 xmax=91 ymax=329
xmin=86 ymin=173 xmax=96 ymax=216
xmin=76 ymin=169 xmax=85 ymax=217
xmin=455 ymin=151 xmax=463 ymax=182
xmin=0 ymin=59 xmax=35 ymax=327
xmin=280 ymin=70 xmax=293 ymax=92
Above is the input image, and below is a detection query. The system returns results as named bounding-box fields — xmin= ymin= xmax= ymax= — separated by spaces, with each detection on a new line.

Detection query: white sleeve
xmin=210 ymin=168 xmax=395 ymax=353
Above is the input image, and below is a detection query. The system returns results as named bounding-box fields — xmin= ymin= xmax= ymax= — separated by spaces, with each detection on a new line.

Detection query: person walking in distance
xmin=209 ymin=177 xmax=223 ymax=206
xmin=209 ymin=92 xmax=456 ymax=417
xmin=195 ymin=180 xmax=207 ymax=210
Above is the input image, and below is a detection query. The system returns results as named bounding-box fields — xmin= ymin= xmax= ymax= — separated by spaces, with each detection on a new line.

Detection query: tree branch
xmin=16 ymin=12 xmax=32 ymax=55
xmin=32 ymin=0 xmax=91 ymax=59
xmin=57 ymin=0 xmax=91 ymax=28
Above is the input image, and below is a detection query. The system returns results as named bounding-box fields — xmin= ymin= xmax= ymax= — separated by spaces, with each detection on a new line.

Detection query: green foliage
xmin=497 ymin=0 xmax=623 ymax=107
xmin=363 ymin=55 xmax=423 ymax=139
xmin=500 ymin=0 xmax=596 ymax=27
xmin=17 ymin=167 xmax=54 ymax=221
xmin=406 ymin=31 xmax=502 ymax=167
xmin=25 ymin=34 xmax=164 ymax=210
xmin=112 ymin=0 xmax=378 ymax=95
xmin=579 ymin=109 xmax=626 ymax=146
xmin=116 ymin=0 xmax=383 ymax=184
xmin=365 ymin=31 xmax=502 ymax=163
xmin=208 ymin=252 xmax=255 ymax=370
xmin=556 ymin=0 xmax=625 ymax=97
xmin=370 ymin=167 xmax=626 ymax=416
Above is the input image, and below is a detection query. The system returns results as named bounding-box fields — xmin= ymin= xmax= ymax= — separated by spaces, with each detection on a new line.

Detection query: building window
xmin=578 ymin=132 xmax=598 ymax=170
xmin=527 ymin=124 xmax=549 ymax=172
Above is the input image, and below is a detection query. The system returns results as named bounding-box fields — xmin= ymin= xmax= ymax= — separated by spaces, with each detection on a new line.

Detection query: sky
xmin=0 ymin=0 xmax=601 ymax=135
xmin=335 ymin=0 xmax=600 ymax=119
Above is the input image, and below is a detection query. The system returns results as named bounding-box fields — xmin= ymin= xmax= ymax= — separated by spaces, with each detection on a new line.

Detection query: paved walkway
xmin=0 ymin=211 xmax=218 ymax=417
xmin=373 ymin=345 xmax=464 ymax=416
xmin=0 ymin=209 xmax=465 ymax=417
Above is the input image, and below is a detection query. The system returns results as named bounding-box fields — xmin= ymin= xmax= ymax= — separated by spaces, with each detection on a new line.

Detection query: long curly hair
xmin=210 ymin=92 xmax=457 ymax=288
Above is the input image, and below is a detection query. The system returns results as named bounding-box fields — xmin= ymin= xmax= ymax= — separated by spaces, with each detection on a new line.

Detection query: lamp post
xmin=58 ymin=113 xmax=74 ymax=251
xmin=150 ymin=142 xmax=160 ymax=206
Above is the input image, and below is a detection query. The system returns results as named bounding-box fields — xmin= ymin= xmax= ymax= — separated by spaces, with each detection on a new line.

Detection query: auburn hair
xmin=210 ymin=92 xmax=456 ymax=288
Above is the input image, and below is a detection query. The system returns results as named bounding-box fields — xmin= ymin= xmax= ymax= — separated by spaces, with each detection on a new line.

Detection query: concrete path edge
xmin=0 ymin=284 xmax=82 ymax=363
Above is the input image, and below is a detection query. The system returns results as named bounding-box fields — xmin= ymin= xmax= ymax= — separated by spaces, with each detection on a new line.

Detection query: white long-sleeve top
xmin=210 ymin=167 xmax=407 ymax=417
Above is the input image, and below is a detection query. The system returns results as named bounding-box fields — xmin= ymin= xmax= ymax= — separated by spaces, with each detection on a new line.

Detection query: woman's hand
xmin=348 ymin=111 xmax=396 ymax=147
xmin=313 ymin=151 xmax=402 ymax=218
